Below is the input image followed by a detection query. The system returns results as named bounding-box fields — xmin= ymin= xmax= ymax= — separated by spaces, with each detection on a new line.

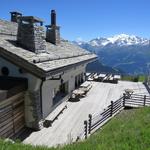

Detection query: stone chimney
xmin=10 ymin=11 xmax=22 ymax=23
xmin=46 ymin=10 xmax=60 ymax=45
xmin=17 ymin=16 xmax=46 ymax=53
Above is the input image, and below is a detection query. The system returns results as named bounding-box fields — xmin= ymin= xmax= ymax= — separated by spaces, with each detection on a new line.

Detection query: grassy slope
xmin=1 ymin=107 xmax=150 ymax=150
xmin=121 ymin=75 xmax=146 ymax=82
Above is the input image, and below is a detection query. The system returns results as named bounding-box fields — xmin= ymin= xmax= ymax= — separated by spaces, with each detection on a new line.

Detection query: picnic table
xmin=71 ymin=82 xmax=92 ymax=101
xmin=124 ymin=89 xmax=134 ymax=99
xmin=80 ymin=82 xmax=92 ymax=92
xmin=114 ymin=75 xmax=121 ymax=80
xmin=72 ymin=89 xmax=85 ymax=96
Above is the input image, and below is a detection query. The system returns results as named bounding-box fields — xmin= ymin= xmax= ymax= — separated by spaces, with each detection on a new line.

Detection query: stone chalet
xmin=0 ymin=10 xmax=97 ymax=131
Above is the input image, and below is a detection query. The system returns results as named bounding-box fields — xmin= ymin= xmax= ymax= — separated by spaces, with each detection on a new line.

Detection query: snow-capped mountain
xmin=75 ymin=34 xmax=149 ymax=47
xmin=74 ymin=34 xmax=150 ymax=75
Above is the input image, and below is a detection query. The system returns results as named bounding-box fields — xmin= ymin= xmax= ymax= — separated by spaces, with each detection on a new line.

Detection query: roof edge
xmin=0 ymin=46 xmax=97 ymax=79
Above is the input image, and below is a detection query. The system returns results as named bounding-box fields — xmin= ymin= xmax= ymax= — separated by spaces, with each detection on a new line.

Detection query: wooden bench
xmin=43 ymin=103 xmax=67 ymax=128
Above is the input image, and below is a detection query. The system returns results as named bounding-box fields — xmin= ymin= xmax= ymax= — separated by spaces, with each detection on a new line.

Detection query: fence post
xmin=123 ymin=93 xmax=126 ymax=107
xmin=88 ymin=114 xmax=92 ymax=134
xmin=144 ymin=95 xmax=146 ymax=106
xmin=110 ymin=101 xmax=114 ymax=116
xmin=84 ymin=120 xmax=88 ymax=139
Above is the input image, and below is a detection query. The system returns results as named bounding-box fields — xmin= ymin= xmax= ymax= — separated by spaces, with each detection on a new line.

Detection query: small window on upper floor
xmin=1 ymin=67 xmax=9 ymax=76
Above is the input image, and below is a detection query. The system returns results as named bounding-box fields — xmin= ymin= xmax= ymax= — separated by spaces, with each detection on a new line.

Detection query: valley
xmin=74 ymin=34 xmax=150 ymax=75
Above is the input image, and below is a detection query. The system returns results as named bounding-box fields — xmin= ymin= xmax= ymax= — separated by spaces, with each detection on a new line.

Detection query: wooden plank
xmin=113 ymin=101 xmax=122 ymax=108
xmin=1 ymin=129 xmax=14 ymax=138
xmin=14 ymin=113 xmax=24 ymax=124
xmin=13 ymin=105 xmax=24 ymax=115
xmin=125 ymin=99 xmax=144 ymax=104
xmin=132 ymin=94 xmax=146 ymax=97
xmin=14 ymin=124 xmax=25 ymax=135
xmin=125 ymin=102 xmax=143 ymax=106
xmin=0 ymin=91 xmax=25 ymax=138
xmin=113 ymin=98 xmax=122 ymax=105
xmin=92 ymin=110 xmax=111 ymax=127
xmin=13 ymin=97 xmax=24 ymax=106
xmin=91 ymin=113 xmax=110 ymax=130
xmin=145 ymin=100 xmax=150 ymax=103
xmin=0 ymin=105 xmax=12 ymax=117
xmin=130 ymin=98 xmax=144 ymax=102
xmin=145 ymin=102 xmax=150 ymax=105
xmin=113 ymin=104 xmax=122 ymax=112
xmin=101 ymin=107 xmax=111 ymax=116
xmin=0 ymin=121 xmax=13 ymax=135
xmin=0 ymin=112 xmax=12 ymax=123
xmin=14 ymin=118 xmax=25 ymax=129
xmin=125 ymin=102 xmax=144 ymax=107
xmin=0 ymin=92 xmax=24 ymax=109
xmin=113 ymin=106 xmax=122 ymax=114
xmin=102 ymin=110 xmax=111 ymax=119
xmin=0 ymin=117 xmax=13 ymax=128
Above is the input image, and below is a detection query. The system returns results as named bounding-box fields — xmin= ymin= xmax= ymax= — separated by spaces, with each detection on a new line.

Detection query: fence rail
xmin=89 ymin=97 xmax=123 ymax=134
xmin=82 ymin=93 xmax=150 ymax=139
xmin=125 ymin=94 xmax=150 ymax=107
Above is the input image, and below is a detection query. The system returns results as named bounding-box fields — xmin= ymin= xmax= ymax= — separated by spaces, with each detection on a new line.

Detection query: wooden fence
xmin=83 ymin=93 xmax=150 ymax=139
xmin=0 ymin=92 xmax=25 ymax=138
xmin=124 ymin=94 xmax=150 ymax=107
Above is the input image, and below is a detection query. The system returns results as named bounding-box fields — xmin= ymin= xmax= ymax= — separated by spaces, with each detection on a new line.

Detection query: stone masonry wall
xmin=17 ymin=23 xmax=46 ymax=53
xmin=28 ymin=90 xmax=43 ymax=130
xmin=46 ymin=27 xmax=60 ymax=45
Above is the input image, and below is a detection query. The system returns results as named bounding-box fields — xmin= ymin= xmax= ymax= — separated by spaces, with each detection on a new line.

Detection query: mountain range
xmin=74 ymin=34 xmax=150 ymax=75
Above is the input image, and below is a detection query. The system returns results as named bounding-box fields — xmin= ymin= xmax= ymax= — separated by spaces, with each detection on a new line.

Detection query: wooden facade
xmin=0 ymin=92 xmax=25 ymax=138
xmin=0 ymin=77 xmax=27 ymax=138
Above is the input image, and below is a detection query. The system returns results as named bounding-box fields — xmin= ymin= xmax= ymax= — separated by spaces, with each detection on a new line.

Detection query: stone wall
xmin=0 ymin=19 xmax=18 ymax=36
xmin=17 ymin=23 xmax=46 ymax=53
xmin=46 ymin=26 xmax=60 ymax=45
xmin=28 ymin=90 xmax=43 ymax=130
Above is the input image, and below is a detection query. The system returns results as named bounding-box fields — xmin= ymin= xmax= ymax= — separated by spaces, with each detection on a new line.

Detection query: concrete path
xmin=23 ymin=81 xmax=149 ymax=147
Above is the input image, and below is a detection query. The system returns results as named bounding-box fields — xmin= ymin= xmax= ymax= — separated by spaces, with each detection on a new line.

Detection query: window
xmin=59 ymin=82 xmax=68 ymax=94
xmin=53 ymin=81 xmax=69 ymax=106
xmin=1 ymin=67 xmax=9 ymax=76
xmin=81 ymin=73 xmax=84 ymax=83
xmin=75 ymin=73 xmax=84 ymax=88
xmin=75 ymin=76 xmax=78 ymax=88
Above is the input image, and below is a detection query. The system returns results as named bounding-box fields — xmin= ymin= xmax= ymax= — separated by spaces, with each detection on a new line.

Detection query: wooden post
xmin=144 ymin=95 xmax=146 ymax=106
xmin=110 ymin=101 xmax=114 ymax=116
xmin=123 ymin=93 xmax=126 ymax=107
xmin=84 ymin=120 xmax=88 ymax=139
xmin=11 ymin=103 xmax=15 ymax=135
xmin=88 ymin=114 xmax=92 ymax=134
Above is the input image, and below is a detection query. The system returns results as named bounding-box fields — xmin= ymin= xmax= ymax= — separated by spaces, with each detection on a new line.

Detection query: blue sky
xmin=1 ymin=0 xmax=150 ymax=41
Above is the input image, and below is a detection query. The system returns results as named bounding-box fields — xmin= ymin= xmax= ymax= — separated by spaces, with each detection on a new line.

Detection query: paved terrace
xmin=23 ymin=81 xmax=149 ymax=147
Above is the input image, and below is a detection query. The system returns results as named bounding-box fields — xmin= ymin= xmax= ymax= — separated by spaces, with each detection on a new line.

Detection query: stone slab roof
xmin=20 ymin=16 xmax=44 ymax=23
xmin=0 ymin=20 xmax=97 ymax=78
xmin=0 ymin=19 xmax=18 ymax=36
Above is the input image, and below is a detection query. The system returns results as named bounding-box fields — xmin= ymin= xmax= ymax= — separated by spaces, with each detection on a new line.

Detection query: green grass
xmin=138 ymin=75 xmax=146 ymax=82
xmin=121 ymin=75 xmax=146 ymax=82
xmin=121 ymin=75 xmax=134 ymax=81
xmin=1 ymin=107 xmax=150 ymax=150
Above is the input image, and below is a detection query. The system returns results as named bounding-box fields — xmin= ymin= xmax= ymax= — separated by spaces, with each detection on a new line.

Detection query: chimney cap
xmin=51 ymin=10 xmax=56 ymax=13
xmin=10 ymin=11 xmax=22 ymax=15
xmin=20 ymin=16 xmax=44 ymax=23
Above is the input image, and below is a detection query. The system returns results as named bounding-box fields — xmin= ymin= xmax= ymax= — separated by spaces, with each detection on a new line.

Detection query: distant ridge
xmin=74 ymin=34 xmax=150 ymax=75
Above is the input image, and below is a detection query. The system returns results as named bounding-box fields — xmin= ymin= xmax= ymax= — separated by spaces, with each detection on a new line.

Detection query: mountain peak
xmin=75 ymin=34 xmax=149 ymax=47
